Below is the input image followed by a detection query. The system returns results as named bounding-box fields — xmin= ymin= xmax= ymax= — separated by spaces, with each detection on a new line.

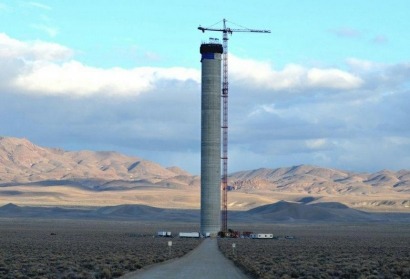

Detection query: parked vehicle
xmin=179 ymin=232 xmax=200 ymax=238
xmin=157 ymin=231 xmax=172 ymax=237
xmin=250 ymin=233 xmax=274 ymax=239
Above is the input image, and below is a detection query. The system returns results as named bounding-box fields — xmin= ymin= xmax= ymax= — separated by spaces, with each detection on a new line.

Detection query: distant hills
xmin=1 ymin=201 xmax=408 ymax=223
xmin=0 ymin=136 xmax=198 ymax=189
xmin=229 ymin=166 xmax=410 ymax=211
xmin=245 ymin=201 xmax=377 ymax=222
xmin=0 ymin=136 xmax=409 ymax=212
xmin=230 ymin=165 xmax=410 ymax=194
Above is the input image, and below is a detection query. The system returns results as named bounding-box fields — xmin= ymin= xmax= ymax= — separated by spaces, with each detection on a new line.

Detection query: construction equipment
xmin=198 ymin=19 xmax=270 ymax=233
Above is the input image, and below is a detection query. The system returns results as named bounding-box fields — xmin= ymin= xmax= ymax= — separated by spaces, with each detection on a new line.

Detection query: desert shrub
xmin=98 ymin=267 xmax=111 ymax=279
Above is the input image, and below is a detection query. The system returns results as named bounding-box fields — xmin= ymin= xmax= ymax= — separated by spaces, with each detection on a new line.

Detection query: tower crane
xmin=198 ymin=19 xmax=270 ymax=233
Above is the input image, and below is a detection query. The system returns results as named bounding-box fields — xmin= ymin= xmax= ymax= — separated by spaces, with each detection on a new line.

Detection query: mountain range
xmin=0 ymin=136 xmax=409 ymax=212
xmin=0 ymin=136 xmax=197 ymax=188
xmin=1 ymin=201 xmax=408 ymax=223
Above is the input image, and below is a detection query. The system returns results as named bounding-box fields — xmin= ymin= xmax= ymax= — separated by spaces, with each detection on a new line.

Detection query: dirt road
xmin=120 ymin=238 xmax=249 ymax=279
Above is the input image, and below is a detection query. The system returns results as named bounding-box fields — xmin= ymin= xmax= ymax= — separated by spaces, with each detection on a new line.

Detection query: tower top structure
xmin=200 ymin=43 xmax=223 ymax=54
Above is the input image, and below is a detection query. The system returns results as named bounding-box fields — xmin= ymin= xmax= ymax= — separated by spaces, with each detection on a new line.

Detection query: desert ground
xmin=0 ymin=218 xmax=201 ymax=279
xmin=1 ymin=218 xmax=409 ymax=279
xmin=219 ymin=223 xmax=410 ymax=279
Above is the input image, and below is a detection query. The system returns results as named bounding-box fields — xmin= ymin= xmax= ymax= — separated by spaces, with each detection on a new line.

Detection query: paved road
xmin=120 ymin=238 xmax=249 ymax=279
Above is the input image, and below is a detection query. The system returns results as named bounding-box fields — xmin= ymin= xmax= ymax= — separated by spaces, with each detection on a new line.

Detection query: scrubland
xmin=0 ymin=218 xmax=201 ymax=279
xmin=219 ymin=223 xmax=410 ymax=279
xmin=2 ymin=217 xmax=409 ymax=279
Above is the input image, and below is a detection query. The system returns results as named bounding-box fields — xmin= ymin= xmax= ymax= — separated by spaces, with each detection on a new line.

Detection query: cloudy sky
xmin=1 ymin=1 xmax=410 ymax=174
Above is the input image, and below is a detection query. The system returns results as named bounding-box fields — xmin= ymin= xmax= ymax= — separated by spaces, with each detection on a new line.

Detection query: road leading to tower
xmin=119 ymin=238 xmax=249 ymax=279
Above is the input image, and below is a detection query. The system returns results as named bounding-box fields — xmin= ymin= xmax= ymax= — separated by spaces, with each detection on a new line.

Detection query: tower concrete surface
xmin=200 ymin=42 xmax=223 ymax=236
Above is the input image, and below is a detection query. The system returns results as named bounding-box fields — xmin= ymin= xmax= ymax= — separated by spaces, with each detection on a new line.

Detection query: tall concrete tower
xmin=200 ymin=41 xmax=223 ymax=236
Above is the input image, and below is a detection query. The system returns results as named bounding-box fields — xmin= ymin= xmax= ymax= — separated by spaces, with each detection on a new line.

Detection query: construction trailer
xmin=226 ymin=230 xmax=240 ymax=238
xmin=157 ymin=231 xmax=172 ymax=237
xmin=242 ymin=231 xmax=253 ymax=238
xmin=250 ymin=233 xmax=274 ymax=239
xmin=179 ymin=232 xmax=200 ymax=238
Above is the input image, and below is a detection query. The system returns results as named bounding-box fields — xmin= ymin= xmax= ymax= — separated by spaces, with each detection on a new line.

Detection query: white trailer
xmin=179 ymin=232 xmax=200 ymax=238
xmin=250 ymin=233 xmax=273 ymax=239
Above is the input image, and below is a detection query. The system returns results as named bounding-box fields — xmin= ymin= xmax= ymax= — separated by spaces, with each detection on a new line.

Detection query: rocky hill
xmin=0 ymin=136 xmax=198 ymax=189
xmin=228 ymin=166 xmax=410 ymax=211
xmin=229 ymin=165 xmax=410 ymax=194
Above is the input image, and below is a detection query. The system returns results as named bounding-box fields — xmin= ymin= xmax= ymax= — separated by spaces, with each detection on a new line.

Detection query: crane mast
xmin=222 ymin=20 xmax=229 ymax=234
xmin=198 ymin=19 xmax=270 ymax=233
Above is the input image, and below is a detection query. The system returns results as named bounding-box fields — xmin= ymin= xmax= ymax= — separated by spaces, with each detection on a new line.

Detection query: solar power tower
xmin=198 ymin=19 xmax=270 ymax=234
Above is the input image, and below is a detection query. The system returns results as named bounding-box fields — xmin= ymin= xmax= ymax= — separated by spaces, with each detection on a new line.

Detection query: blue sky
xmin=1 ymin=0 xmax=410 ymax=174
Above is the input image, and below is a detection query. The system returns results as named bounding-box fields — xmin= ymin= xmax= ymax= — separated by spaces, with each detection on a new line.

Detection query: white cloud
xmin=346 ymin=58 xmax=382 ymax=72
xmin=307 ymin=68 xmax=363 ymax=89
xmin=305 ymin=138 xmax=329 ymax=150
xmin=0 ymin=33 xmax=199 ymax=96
xmin=230 ymin=55 xmax=363 ymax=90
xmin=14 ymin=61 xmax=199 ymax=95
xmin=0 ymin=33 xmax=71 ymax=61
xmin=1 ymin=34 xmax=368 ymax=97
